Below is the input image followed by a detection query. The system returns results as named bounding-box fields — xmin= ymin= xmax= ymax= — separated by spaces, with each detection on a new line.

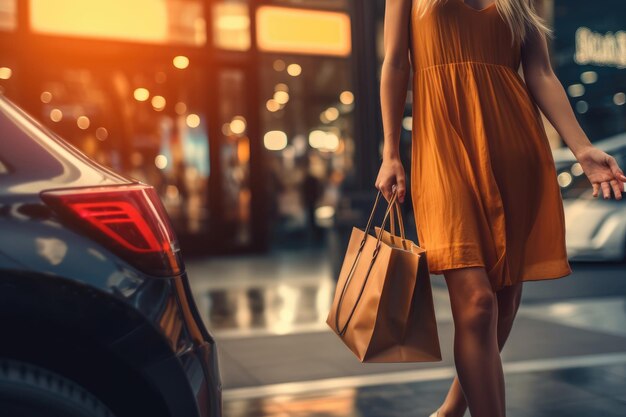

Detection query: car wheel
xmin=0 ymin=358 xmax=116 ymax=417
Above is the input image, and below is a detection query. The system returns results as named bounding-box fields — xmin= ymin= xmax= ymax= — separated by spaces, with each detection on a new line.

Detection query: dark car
xmin=0 ymin=95 xmax=222 ymax=417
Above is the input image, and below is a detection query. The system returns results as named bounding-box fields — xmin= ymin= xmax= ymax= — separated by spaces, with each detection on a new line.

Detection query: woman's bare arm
xmin=520 ymin=26 xmax=592 ymax=158
xmin=375 ymin=0 xmax=412 ymax=203
xmin=521 ymin=25 xmax=626 ymax=199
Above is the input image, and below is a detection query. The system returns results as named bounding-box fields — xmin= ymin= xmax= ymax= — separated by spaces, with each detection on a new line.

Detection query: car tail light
xmin=41 ymin=184 xmax=183 ymax=277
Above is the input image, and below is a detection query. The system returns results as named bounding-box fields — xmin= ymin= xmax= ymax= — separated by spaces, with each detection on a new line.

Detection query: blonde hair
xmin=414 ymin=0 xmax=554 ymax=46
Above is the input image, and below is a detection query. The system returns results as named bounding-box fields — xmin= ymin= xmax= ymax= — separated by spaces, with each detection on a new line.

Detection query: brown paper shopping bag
xmin=326 ymin=188 xmax=442 ymax=363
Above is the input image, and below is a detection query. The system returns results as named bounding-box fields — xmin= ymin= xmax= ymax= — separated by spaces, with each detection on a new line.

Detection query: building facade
xmin=1 ymin=0 xmax=621 ymax=256
xmin=0 ymin=0 xmax=368 ymax=255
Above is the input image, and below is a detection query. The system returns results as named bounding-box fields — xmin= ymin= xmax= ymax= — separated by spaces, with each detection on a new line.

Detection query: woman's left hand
xmin=575 ymin=146 xmax=626 ymax=200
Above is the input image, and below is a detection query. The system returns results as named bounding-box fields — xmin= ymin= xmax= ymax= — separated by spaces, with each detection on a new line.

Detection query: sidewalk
xmin=185 ymin=246 xmax=626 ymax=415
xmin=221 ymin=361 xmax=626 ymax=417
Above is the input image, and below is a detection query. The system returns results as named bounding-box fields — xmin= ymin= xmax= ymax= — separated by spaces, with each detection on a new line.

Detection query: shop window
xmin=552 ymin=0 xmax=626 ymax=143
xmin=0 ymin=0 xmax=16 ymax=31
xmin=212 ymin=1 xmax=251 ymax=51
xmin=260 ymin=54 xmax=354 ymax=245
xmin=30 ymin=0 xmax=206 ymax=46
xmin=18 ymin=62 xmax=211 ymax=236
xmin=216 ymin=68 xmax=252 ymax=246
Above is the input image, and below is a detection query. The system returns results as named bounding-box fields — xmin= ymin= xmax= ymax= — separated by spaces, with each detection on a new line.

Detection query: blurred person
xmin=303 ymin=157 xmax=325 ymax=244
xmin=375 ymin=1 xmax=626 ymax=416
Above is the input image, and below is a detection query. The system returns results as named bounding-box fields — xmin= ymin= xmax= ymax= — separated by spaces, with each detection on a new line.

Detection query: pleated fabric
xmin=409 ymin=0 xmax=572 ymax=291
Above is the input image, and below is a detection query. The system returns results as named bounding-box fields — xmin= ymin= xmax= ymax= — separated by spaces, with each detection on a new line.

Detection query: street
xmin=187 ymin=245 xmax=626 ymax=417
xmin=1 ymin=1 xmax=625 ymax=415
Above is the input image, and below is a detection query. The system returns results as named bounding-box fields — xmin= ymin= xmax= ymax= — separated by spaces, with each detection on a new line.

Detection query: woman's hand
xmin=375 ymin=156 xmax=406 ymax=203
xmin=575 ymin=146 xmax=626 ymax=200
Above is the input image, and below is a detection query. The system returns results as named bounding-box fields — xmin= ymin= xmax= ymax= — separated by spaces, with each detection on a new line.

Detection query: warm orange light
xmin=237 ymin=136 xmax=250 ymax=164
xmin=264 ymin=131 xmax=287 ymax=150
xmin=325 ymin=107 xmax=339 ymax=121
xmin=173 ymin=55 xmax=189 ymax=69
xmin=275 ymin=83 xmax=289 ymax=93
xmin=155 ymin=155 xmax=168 ymax=170
xmin=50 ymin=109 xmax=63 ymax=122
xmin=30 ymin=0 xmax=168 ymax=43
xmin=175 ymin=102 xmax=187 ymax=115
xmin=230 ymin=116 xmax=247 ymax=135
xmin=77 ymin=116 xmax=90 ymax=130
xmin=266 ymin=99 xmax=280 ymax=112
xmin=256 ymin=6 xmax=351 ymax=56
xmin=212 ymin=2 xmax=251 ymax=51
xmin=0 ymin=67 xmax=12 ymax=80
xmin=287 ymin=64 xmax=302 ymax=77
xmin=40 ymin=91 xmax=52 ymax=103
xmin=186 ymin=114 xmax=200 ymax=128
xmin=96 ymin=127 xmax=108 ymax=141
xmin=222 ymin=123 xmax=232 ymax=136
xmin=273 ymin=59 xmax=286 ymax=71
xmin=340 ymin=90 xmax=354 ymax=105
xmin=151 ymin=95 xmax=166 ymax=111
xmin=134 ymin=88 xmax=150 ymax=102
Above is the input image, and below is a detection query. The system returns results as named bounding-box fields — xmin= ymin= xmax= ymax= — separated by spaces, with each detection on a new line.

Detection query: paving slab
xmin=215 ymin=316 xmax=626 ymax=389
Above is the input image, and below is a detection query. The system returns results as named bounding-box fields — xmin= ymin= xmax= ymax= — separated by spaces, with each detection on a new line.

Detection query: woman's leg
xmin=435 ymin=267 xmax=505 ymax=417
xmin=437 ymin=275 xmax=523 ymax=417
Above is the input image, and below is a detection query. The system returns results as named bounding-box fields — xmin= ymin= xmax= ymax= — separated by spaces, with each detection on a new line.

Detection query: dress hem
xmin=429 ymin=263 xmax=573 ymax=285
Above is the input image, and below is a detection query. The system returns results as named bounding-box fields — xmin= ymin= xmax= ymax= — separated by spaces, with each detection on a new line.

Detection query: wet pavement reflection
xmin=187 ymin=247 xmax=338 ymax=338
xmin=186 ymin=247 xmax=626 ymax=417
xmin=223 ymin=362 xmax=626 ymax=417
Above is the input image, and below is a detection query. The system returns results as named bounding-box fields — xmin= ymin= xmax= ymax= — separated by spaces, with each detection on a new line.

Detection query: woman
xmin=375 ymin=1 xmax=626 ymax=416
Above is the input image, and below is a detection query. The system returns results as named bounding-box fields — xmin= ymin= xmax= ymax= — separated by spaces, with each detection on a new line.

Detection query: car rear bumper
xmin=141 ymin=341 xmax=222 ymax=417
xmin=179 ymin=341 xmax=223 ymax=417
xmin=110 ymin=319 xmax=222 ymax=417
xmin=0 ymin=269 xmax=222 ymax=417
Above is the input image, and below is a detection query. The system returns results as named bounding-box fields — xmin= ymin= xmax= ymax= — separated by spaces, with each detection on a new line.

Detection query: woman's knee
xmin=445 ymin=266 xmax=498 ymax=329
xmin=457 ymin=289 xmax=498 ymax=330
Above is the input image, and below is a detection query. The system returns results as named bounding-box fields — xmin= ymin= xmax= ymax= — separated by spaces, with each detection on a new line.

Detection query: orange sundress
xmin=408 ymin=0 xmax=572 ymax=291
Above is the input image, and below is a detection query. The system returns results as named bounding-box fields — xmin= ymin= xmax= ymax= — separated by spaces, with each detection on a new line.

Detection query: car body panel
xmin=0 ymin=271 xmax=220 ymax=417
xmin=0 ymin=95 xmax=222 ymax=416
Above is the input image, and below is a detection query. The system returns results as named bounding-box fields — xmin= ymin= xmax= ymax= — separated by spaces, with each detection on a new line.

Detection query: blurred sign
xmin=30 ymin=0 xmax=205 ymax=45
xmin=256 ymin=6 xmax=351 ymax=57
xmin=574 ymin=27 xmax=626 ymax=68
xmin=553 ymin=0 xmax=626 ymax=141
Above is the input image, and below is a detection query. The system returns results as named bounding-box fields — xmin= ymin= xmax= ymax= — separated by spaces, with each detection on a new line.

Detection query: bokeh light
xmin=134 ymin=87 xmax=150 ymax=101
xmin=173 ymin=55 xmax=190 ymax=69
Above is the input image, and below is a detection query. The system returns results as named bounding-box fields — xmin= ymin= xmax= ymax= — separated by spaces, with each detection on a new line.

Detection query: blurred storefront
xmin=549 ymin=0 xmax=626 ymax=141
xmin=0 ymin=0 xmax=364 ymax=255
xmin=3 ymin=0 xmax=611 ymax=257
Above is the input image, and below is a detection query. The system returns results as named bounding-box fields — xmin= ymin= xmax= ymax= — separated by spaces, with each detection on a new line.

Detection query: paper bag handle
xmin=334 ymin=188 xmax=398 ymax=336
xmin=389 ymin=195 xmax=406 ymax=243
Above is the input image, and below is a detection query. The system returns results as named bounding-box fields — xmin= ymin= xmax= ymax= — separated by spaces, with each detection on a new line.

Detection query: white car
xmin=552 ymin=133 xmax=626 ymax=262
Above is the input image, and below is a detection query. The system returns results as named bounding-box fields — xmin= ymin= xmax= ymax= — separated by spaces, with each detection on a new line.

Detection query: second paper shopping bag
xmin=326 ymin=188 xmax=442 ymax=363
